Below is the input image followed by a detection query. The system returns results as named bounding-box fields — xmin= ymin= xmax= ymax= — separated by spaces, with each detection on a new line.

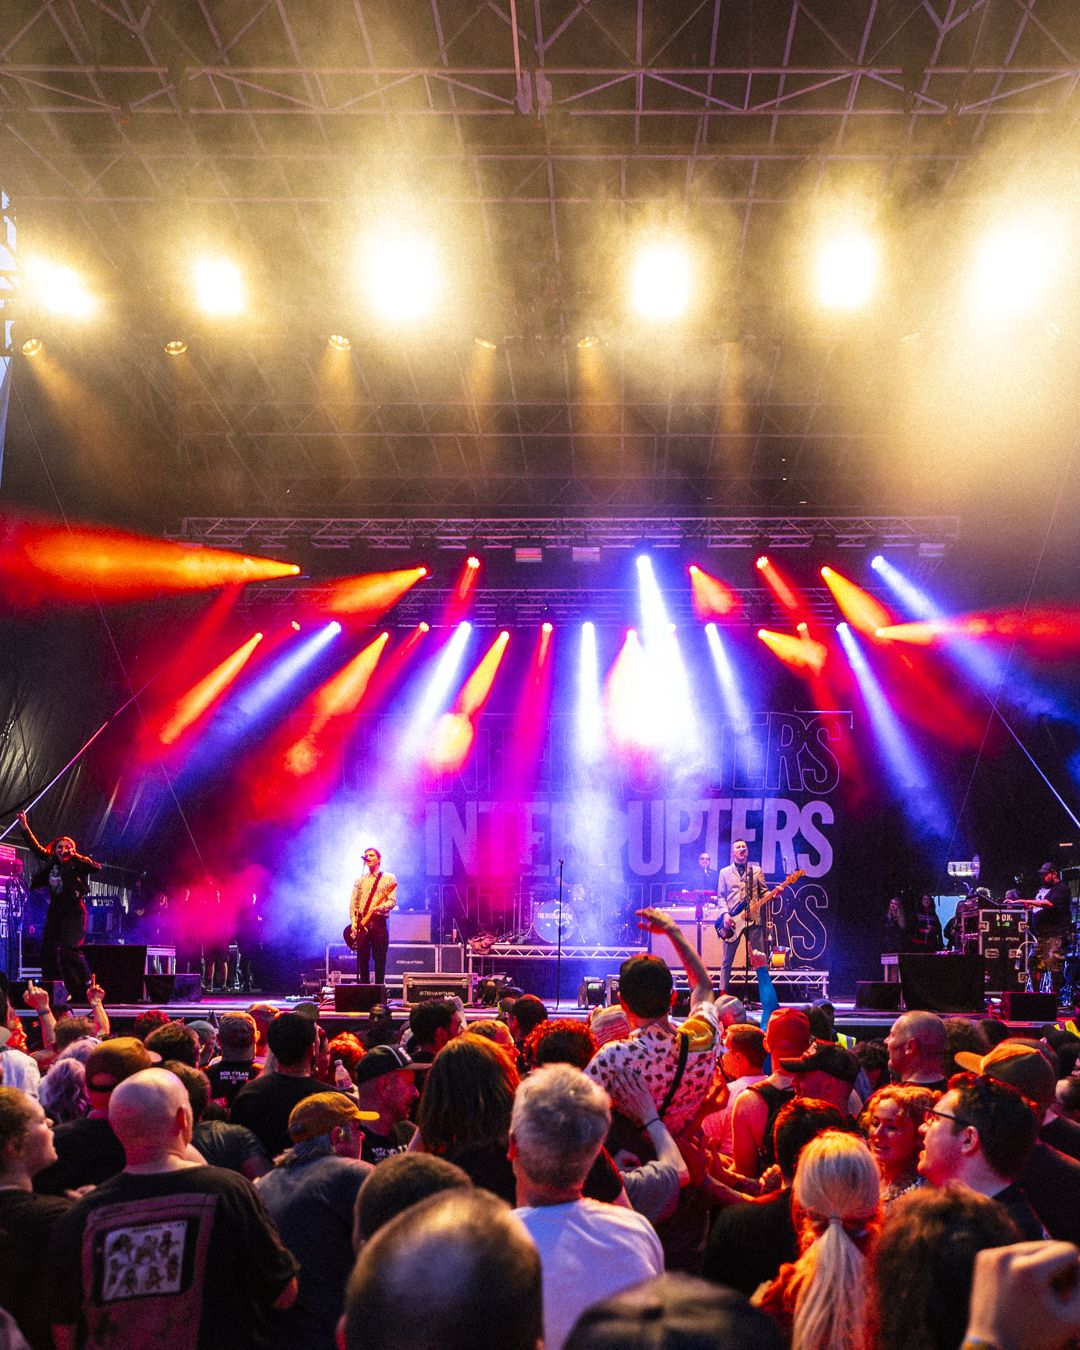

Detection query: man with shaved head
xmin=50 ymin=1068 xmax=298 ymax=1350
xmin=885 ymin=1010 xmax=949 ymax=1092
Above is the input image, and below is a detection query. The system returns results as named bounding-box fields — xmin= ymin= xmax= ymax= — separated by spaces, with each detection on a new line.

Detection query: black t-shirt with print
xmin=0 ymin=1189 xmax=74 ymax=1349
xmin=50 ymin=1164 xmax=298 ymax=1350
xmin=206 ymin=1059 xmax=260 ymax=1107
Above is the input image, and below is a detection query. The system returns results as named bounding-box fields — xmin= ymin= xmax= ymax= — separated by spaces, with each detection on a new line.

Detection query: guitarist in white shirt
xmin=715 ymin=839 xmax=770 ymax=994
xmin=345 ymin=847 xmax=398 ymax=984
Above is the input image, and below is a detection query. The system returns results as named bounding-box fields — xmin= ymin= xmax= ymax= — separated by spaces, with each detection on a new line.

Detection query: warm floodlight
xmin=164 ymin=339 xmax=188 ymax=356
xmin=577 ymin=333 xmax=601 ymax=349
xmin=328 ymin=333 xmax=351 ymax=351
xmin=21 ymin=337 xmax=44 ymax=357
xmin=815 ymin=228 xmax=878 ymax=310
xmin=474 ymin=336 xmax=498 ymax=351
xmin=23 ymin=260 xmax=96 ymax=319
xmin=194 ymin=259 xmax=244 ymax=317
xmin=971 ymin=223 xmax=1060 ymax=317
xmin=362 ymin=232 xmax=442 ymax=322
xmin=630 ymin=241 xmax=692 ymax=321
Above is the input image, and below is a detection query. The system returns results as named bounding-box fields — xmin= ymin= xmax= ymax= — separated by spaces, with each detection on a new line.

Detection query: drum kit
xmin=471 ymin=880 xmax=633 ymax=949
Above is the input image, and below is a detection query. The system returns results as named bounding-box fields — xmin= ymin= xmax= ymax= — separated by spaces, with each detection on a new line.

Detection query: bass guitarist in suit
xmin=345 ymin=846 xmax=397 ymax=984
xmin=715 ymin=839 xmax=769 ymax=993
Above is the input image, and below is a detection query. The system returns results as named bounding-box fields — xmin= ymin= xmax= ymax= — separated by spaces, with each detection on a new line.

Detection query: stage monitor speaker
xmin=577 ymin=977 xmax=606 ymax=1008
xmin=334 ymin=984 xmax=387 ymax=1013
xmin=899 ymin=954 xmax=985 ymax=1014
xmin=82 ymin=944 xmax=147 ymax=1004
xmin=855 ymin=981 xmax=902 ymax=1012
xmin=440 ymin=944 xmax=465 ymax=973
xmin=1001 ymin=991 xmax=1058 ymax=1022
xmin=145 ymin=973 xmax=202 ymax=1004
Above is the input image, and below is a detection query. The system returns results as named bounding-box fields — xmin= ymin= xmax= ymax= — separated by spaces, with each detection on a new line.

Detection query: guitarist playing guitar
xmin=344 ymin=846 xmax=398 ymax=985
xmin=714 ymin=839 xmax=803 ymax=993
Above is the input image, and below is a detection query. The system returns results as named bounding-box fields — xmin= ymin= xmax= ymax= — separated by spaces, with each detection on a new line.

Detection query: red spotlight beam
xmin=820 ymin=566 xmax=893 ymax=634
xmin=689 ymin=564 xmax=740 ymax=619
xmin=320 ymin=566 xmax=428 ymax=619
xmin=755 ymin=556 xmax=802 ymax=615
xmin=0 ymin=517 xmax=300 ymax=606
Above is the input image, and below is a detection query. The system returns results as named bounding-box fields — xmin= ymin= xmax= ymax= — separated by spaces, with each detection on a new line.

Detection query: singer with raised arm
xmin=16 ymin=810 xmax=99 ymax=999
xmin=344 ymin=846 xmax=397 ymax=985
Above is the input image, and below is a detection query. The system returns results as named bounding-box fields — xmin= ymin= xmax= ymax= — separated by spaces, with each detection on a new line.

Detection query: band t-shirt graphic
xmin=51 ymin=1168 xmax=298 ymax=1350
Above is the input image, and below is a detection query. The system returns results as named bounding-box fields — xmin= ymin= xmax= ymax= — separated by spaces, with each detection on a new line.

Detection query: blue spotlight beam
xmin=872 ymin=555 xmax=1080 ymax=830
xmin=179 ymin=622 xmax=342 ymax=783
xmin=398 ymin=621 xmax=474 ymax=764
xmin=577 ymin=621 xmax=603 ymax=762
xmin=836 ymin=622 xmax=950 ymax=838
xmin=705 ymin=623 xmax=751 ymax=732
xmin=634 ymin=555 xmax=699 ymax=753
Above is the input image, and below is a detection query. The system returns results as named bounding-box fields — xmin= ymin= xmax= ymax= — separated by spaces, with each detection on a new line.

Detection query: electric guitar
xmin=715 ymin=869 xmax=805 ymax=945
xmin=343 ymin=873 xmax=389 ymax=950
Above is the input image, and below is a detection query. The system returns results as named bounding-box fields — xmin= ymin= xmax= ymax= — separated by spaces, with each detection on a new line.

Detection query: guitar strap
xmin=357 ymin=871 xmax=384 ymax=929
xmin=657 ymin=1031 xmax=691 ymax=1121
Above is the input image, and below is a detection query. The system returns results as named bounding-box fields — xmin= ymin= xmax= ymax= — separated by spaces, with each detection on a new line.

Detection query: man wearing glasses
xmin=918 ymin=1073 xmax=1045 ymax=1239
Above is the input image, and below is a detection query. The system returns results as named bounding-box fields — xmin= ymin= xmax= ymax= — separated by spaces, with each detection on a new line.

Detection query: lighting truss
xmin=173 ymin=515 xmax=959 ymax=554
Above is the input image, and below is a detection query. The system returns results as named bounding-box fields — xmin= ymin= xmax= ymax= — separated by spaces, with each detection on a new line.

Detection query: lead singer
xmin=346 ymin=846 xmax=397 ymax=985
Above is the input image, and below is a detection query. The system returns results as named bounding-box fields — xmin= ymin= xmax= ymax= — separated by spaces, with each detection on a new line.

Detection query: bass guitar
xmin=715 ymin=869 xmax=805 ymax=945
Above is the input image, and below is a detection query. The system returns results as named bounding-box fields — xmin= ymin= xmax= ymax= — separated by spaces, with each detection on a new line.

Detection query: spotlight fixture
xmin=630 ymin=240 xmax=692 ymax=321
xmin=24 ymin=260 xmax=96 ymax=319
xmin=541 ymin=621 xmax=553 ymax=634
xmin=164 ymin=339 xmax=188 ymax=356
xmin=21 ymin=337 xmax=44 ymax=357
xmin=473 ymin=335 xmax=498 ymax=351
xmin=328 ymin=333 xmax=351 ymax=351
xmin=466 ymin=556 xmax=480 ymax=570
xmin=576 ymin=334 xmax=601 ymax=349
xmin=361 ymin=231 xmax=442 ymax=322
xmin=756 ymin=555 xmax=769 ymax=570
xmin=194 ymin=258 xmax=244 ymax=317
xmin=419 ymin=621 xmax=431 ymax=633
xmin=815 ymin=228 xmax=878 ymax=311
xmin=290 ymin=621 xmax=301 ymax=632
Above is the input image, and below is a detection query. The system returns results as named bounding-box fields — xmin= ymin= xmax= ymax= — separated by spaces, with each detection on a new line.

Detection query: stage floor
xmin=16 ymin=990 xmax=1059 ymax=1043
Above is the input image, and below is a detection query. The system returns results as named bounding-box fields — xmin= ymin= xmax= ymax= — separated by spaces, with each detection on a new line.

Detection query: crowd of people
xmin=1 ymin=905 xmax=1079 ymax=1349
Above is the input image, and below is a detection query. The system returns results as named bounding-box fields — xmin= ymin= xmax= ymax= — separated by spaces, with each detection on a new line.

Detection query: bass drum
xmin=534 ymin=900 xmax=580 ymax=945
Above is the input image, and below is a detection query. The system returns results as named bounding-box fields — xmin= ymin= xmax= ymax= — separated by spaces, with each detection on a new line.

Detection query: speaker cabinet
xmin=1001 ymin=991 xmax=1058 ymax=1022
xmin=899 ymin=954 xmax=985 ymax=1014
xmin=856 ymin=981 xmax=902 ymax=1012
xmin=334 ymin=983 xmax=387 ymax=1012
xmin=82 ymin=944 xmax=148 ymax=1004
xmin=145 ymin=973 xmax=202 ymax=1004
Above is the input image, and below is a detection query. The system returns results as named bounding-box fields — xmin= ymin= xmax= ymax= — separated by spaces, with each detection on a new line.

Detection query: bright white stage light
xmin=577 ymin=622 xmax=603 ymax=762
xmin=815 ymin=228 xmax=878 ymax=310
xmin=194 ymin=259 xmax=244 ymax=316
xmin=362 ymin=232 xmax=443 ymax=322
xmin=971 ymin=223 xmax=1059 ymax=317
xmin=24 ymin=259 xmax=96 ymax=319
xmin=629 ymin=241 xmax=692 ymax=321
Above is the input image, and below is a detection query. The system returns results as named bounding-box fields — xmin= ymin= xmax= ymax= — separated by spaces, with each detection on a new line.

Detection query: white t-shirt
xmin=0 ymin=1047 xmax=41 ymax=1098
xmin=513 ymin=1197 xmax=664 ymax=1350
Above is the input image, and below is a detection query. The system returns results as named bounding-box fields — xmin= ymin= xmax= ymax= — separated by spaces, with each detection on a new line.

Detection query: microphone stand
xmin=556 ymin=856 xmax=565 ymax=1010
